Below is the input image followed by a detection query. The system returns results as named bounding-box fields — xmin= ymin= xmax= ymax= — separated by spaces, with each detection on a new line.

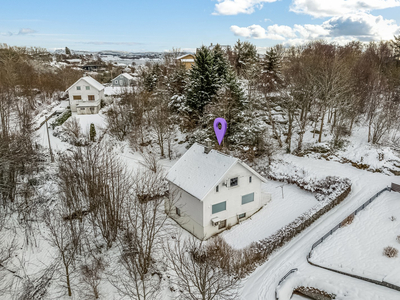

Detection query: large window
xmin=230 ymin=177 xmax=238 ymax=187
xmin=242 ymin=192 xmax=254 ymax=205
xmin=212 ymin=201 xmax=226 ymax=214
xmin=73 ymin=95 xmax=82 ymax=100
xmin=88 ymin=95 xmax=95 ymax=101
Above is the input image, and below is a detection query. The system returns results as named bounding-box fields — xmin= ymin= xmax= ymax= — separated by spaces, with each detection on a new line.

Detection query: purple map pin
xmin=214 ymin=118 xmax=227 ymax=145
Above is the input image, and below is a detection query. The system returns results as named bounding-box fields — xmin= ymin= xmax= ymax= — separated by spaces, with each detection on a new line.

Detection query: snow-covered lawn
xmin=222 ymin=181 xmax=319 ymax=249
xmin=310 ymin=190 xmax=400 ymax=286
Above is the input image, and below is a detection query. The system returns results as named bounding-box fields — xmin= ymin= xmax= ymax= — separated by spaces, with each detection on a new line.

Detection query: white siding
xmin=202 ymin=163 xmax=264 ymax=238
xmin=69 ymin=78 xmax=103 ymax=114
xmin=168 ymin=183 xmax=205 ymax=239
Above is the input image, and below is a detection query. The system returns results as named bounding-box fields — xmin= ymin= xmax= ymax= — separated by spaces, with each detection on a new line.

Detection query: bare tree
xmin=164 ymin=236 xmax=240 ymax=300
xmin=43 ymin=207 xmax=83 ymax=297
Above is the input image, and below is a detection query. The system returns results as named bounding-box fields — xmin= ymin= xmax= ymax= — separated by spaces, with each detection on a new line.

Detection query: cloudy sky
xmin=1 ymin=0 xmax=399 ymax=52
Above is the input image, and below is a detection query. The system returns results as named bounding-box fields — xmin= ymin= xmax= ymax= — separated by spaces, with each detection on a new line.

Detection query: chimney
xmin=204 ymin=138 xmax=212 ymax=154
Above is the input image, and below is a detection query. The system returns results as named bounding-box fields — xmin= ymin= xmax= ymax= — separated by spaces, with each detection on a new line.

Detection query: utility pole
xmin=45 ymin=118 xmax=54 ymax=162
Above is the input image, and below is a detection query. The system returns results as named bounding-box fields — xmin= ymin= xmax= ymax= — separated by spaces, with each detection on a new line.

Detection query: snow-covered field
xmin=222 ymin=181 xmax=318 ymax=249
xmin=244 ymin=154 xmax=400 ymax=300
xmin=310 ymin=190 xmax=400 ymax=286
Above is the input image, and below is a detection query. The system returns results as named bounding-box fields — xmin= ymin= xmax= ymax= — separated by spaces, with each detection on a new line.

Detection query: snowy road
xmin=242 ymin=155 xmax=400 ymax=300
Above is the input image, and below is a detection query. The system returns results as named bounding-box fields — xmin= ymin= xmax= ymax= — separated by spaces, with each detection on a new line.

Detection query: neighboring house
xmin=176 ymin=54 xmax=195 ymax=70
xmin=65 ymin=76 xmax=104 ymax=115
xmin=112 ymin=73 xmax=134 ymax=87
xmin=166 ymin=143 xmax=271 ymax=240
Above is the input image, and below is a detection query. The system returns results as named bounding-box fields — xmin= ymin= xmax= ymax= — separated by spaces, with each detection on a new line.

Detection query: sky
xmin=1 ymin=0 xmax=400 ymax=53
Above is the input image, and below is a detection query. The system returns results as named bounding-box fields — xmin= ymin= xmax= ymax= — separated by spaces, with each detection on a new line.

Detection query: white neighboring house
xmin=111 ymin=73 xmax=134 ymax=87
xmin=66 ymin=76 xmax=105 ymax=115
xmin=166 ymin=143 xmax=271 ymax=240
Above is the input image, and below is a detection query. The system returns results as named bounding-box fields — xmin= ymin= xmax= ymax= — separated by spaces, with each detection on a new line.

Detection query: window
xmin=212 ymin=201 xmax=226 ymax=214
xmin=216 ymin=185 xmax=219 ymax=192
xmin=119 ymin=80 xmax=123 ymax=85
xmin=242 ymin=192 xmax=254 ymax=205
xmin=76 ymin=86 xmax=81 ymax=90
xmin=80 ymin=107 xmax=85 ymax=111
xmin=230 ymin=177 xmax=238 ymax=187
xmin=90 ymin=107 xmax=95 ymax=113
xmin=218 ymin=220 xmax=226 ymax=229
xmin=238 ymin=213 xmax=246 ymax=219
xmin=86 ymin=86 xmax=90 ymax=90
xmin=73 ymin=95 xmax=82 ymax=100
xmin=175 ymin=207 xmax=181 ymax=216
xmin=88 ymin=95 xmax=95 ymax=101
xmin=249 ymin=176 xmax=252 ymax=183
xmin=115 ymin=80 xmax=118 ymax=84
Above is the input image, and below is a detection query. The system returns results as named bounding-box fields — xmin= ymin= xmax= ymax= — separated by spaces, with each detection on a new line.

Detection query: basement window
xmin=218 ymin=220 xmax=226 ymax=229
xmin=238 ymin=213 xmax=246 ymax=219
xmin=175 ymin=207 xmax=181 ymax=216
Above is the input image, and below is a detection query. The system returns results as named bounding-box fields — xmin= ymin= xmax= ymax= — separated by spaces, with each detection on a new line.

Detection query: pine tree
xmin=392 ymin=35 xmax=400 ymax=64
xmin=186 ymin=46 xmax=219 ymax=116
xmin=263 ymin=47 xmax=283 ymax=87
xmin=65 ymin=47 xmax=71 ymax=55
xmin=90 ymin=123 xmax=96 ymax=142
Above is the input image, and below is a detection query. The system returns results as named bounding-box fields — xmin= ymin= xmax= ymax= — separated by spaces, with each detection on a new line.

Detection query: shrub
xmin=341 ymin=214 xmax=354 ymax=227
xmin=383 ymin=246 xmax=398 ymax=258
xmin=51 ymin=109 xmax=71 ymax=128
xmin=389 ymin=216 xmax=397 ymax=221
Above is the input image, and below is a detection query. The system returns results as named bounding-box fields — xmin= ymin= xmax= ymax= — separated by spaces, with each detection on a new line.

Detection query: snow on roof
xmin=181 ymin=59 xmax=194 ymax=63
xmin=176 ymin=54 xmax=195 ymax=60
xmin=104 ymin=86 xmax=134 ymax=96
xmin=120 ymin=73 xmax=134 ymax=80
xmin=166 ymin=143 xmax=237 ymax=200
xmin=65 ymin=76 xmax=104 ymax=92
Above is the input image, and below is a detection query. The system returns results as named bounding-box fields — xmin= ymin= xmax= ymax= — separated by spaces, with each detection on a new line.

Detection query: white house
xmin=166 ymin=143 xmax=271 ymax=240
xmin=111 ymin=73 xmax=135 ymax=87
xmin=65 ymin=76 xmax=105 ymax=115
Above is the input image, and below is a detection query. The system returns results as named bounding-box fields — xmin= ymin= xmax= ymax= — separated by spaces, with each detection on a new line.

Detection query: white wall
xmin=69 ymin=79 xmax=103 ymax=113
xmin=168 ymin=182 xmax=205 ymax=239
xmin=203 ymin=162 xmax=264 ymax=238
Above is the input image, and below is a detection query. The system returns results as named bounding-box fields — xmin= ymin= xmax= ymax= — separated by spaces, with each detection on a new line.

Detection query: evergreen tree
xmin=232 ymin=40 xmax=258 ymax=78
xmin=392 ymin=34 xmax=400 ymax=64
xmin=65 ymin=47 xmax=71 ymax=55
xmin=186 ymin=46 xmax=219 ymax=116
xmin=90 ymin=123 xmax=96 ymax=142
xmin=263 ymin=47 xmax=283 ymax=87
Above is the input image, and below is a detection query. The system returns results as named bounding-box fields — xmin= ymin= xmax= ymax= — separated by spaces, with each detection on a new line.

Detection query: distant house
xmin=112 ymin=73 xmax=135 ymax=87
xmin=166 ymin=143 xmax=271 ymax=240
xmin=176 ymin=54 xmax=195 ymax=70
xmin=65 ymin=76 xmax=104 ymax=115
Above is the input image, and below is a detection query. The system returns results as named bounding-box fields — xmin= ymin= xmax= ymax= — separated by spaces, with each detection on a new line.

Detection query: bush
xmin=383 ymin=246 xmax=398 ymax=258
xmin=341 ymin=214 xmax=354 ymax=227
xmin=51 ymin=109 xmax=71 ymax=128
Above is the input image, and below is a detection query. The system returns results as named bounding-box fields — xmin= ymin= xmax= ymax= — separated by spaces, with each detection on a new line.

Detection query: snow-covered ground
xmin=222 ymin=181 xmax=318 ymax=249
xmin=310 ymin=190 xmax=400 ymax=286
xmin=242 ymin=154 xmax=400 ymax=300
xmin=30 ymin=102 xmax=400 ymax=299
